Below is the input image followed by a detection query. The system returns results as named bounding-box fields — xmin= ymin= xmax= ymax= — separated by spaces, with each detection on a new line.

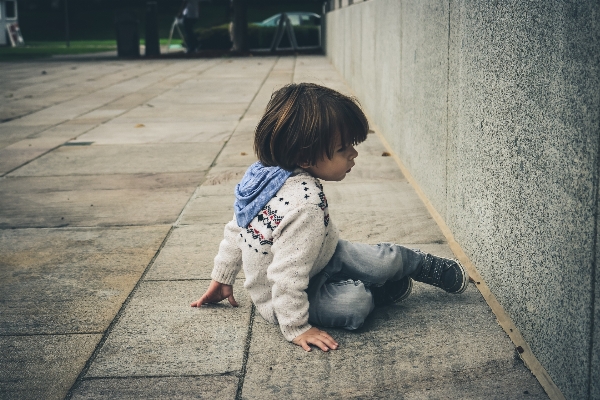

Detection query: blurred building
xmin=0 ymin=0 xmax=20 ymax=46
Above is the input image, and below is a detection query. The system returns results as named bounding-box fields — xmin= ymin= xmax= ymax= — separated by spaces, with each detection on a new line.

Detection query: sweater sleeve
xmin=211 ymin=217 xmax=243 ymax=285
xmin=268 ymin=204 xmax=327 ymax=341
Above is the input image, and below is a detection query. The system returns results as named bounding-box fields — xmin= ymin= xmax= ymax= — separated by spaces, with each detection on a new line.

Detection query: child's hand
xmin=191 ymin=280 xmax=238 ymax=307
xmin=292 ymin=327 xmax=338 ymax=352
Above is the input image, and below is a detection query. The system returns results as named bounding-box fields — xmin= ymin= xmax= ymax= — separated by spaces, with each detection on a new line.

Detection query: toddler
xmin=191 ymin=83 xmax=468 ymax=352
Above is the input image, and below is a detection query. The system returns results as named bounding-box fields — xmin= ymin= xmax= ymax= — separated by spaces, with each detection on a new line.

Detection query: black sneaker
xmin=371 ymin=276 xmax=413 ymax=307
xmin=411 ymin=251 xmax=469 ymax=294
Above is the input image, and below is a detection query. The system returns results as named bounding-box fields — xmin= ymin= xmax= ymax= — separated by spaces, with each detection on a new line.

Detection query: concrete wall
xmin=326 ymin=1 xmax=600 ymax=399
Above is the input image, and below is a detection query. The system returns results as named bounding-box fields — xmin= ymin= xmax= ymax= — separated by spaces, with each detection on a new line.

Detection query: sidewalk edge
xmin=374 ymin=129 xmax=566 ymax=400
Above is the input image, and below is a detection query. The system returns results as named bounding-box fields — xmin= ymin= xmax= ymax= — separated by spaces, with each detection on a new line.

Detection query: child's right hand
xmin=292 ymin=327 xmax=338 ymax=352
xmin=191 ymin=280 xmax=238 ymax=307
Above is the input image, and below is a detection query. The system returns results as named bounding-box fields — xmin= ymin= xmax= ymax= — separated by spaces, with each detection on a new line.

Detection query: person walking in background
xmin=179 ymin=0 xmax=200 ymax=53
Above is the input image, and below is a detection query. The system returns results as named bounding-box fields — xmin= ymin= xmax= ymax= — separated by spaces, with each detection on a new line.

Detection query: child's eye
xmin=337 ymin=146 xmax=347 ymax=152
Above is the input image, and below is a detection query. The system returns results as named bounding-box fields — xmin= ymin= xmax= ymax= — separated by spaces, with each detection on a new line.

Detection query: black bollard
xmin=115 ymin=10 xmax=140 ymax=58
xmin=145 ymin=1 xmax=160 ymax=57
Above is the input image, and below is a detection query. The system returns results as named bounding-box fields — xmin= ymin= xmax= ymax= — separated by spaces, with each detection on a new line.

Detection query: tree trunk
xmin=231 ymin=0 xmax=248 ymax=52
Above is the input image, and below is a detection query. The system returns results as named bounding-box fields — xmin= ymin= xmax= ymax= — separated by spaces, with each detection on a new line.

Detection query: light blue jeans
xmin=307 ymin=240 xmax=424 ymax=330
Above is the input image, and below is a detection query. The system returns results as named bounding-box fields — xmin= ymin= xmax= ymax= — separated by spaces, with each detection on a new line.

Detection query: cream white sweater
xmin=211 ymin=170 xmax=339 ymax=341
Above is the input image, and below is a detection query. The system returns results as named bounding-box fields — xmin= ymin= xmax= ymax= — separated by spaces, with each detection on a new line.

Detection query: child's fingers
xmin=191 ymin=294 xmax=210 ymax=307
xmin=309 ymin=338 xmax=331 ymax=352
xmin=190 ymin=297 xmax=203 ymax=307
xmin=299 ymin=340 xmax=312 ymax=352
xmin=318 ymin=332 xmax=339 ymax=349
xmin=227 ymin=294 xmax=239 ymax=307
xmin=319 ymin=337 xmax=338 ymax=350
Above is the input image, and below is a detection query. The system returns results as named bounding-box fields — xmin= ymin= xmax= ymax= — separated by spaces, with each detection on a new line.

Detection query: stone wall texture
xmin=326 ymin=1 xmax=600 ymax=399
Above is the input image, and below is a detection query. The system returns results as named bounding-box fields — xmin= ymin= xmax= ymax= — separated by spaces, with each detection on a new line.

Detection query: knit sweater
xmin=211 ymin=170 xmax=339 ymax=341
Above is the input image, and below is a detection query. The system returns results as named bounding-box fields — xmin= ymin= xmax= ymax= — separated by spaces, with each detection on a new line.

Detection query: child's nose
xmin=349 ymin=146 xmax=358 ymax=159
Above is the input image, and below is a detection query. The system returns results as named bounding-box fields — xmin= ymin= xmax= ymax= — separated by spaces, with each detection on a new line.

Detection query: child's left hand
xmin=191 ymin=280 xmax=238 ymax=307
xmin=292 ymin=327 xmax=338 ymax=352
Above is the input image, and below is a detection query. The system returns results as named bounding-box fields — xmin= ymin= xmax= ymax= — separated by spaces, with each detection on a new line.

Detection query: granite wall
xmin=326 ymin=1 xmax=600 ymax=399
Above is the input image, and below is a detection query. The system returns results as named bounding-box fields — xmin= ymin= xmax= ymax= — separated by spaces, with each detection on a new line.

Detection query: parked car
xmin=256 ymin=12 xmax=321 ymax=27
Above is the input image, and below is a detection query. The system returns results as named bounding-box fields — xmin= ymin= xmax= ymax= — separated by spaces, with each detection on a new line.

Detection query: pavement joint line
xmin=143 ymin=278 xmax=214 ymax=282
xmin=0 ymin=223 xmax=178 ymax=231
xmin=0 ymin=62 xmax=171 ymax=126
xmin=0 ymin=332 xmax=103 ymax=337
xmin=65 ymin=225 xmax=176 ymax=400
xmin=291 ymin=53 xmax=298 ymax=83
xmin=1 ymin=140 xmax=72 ymax=178
xmin=78 ymin=372 xmax=239 ymax=381
xmin=1 ymin=60 xmax=224 ymax=178
xmin=235 ymin=304 xmax=256 ymax=400
xmin=4 ymin=61 xmax=147 ymax=103
xmin=1 ymin=170 xmax=211 ymax=179
xmin=4 ymin=60 xmax=199 ymax=139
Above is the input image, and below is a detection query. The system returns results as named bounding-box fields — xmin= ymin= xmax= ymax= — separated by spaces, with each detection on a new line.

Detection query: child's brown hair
xmin=254 ymin=83 xmax=369 ymax=170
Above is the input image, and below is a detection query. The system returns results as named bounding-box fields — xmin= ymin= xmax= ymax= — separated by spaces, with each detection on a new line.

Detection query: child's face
xmin=301 ymin=138 xmax=358 ymax=181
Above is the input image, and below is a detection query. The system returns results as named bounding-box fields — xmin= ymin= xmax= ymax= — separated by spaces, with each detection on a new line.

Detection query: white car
xmin=256 ymin=12 xmax=321 ymax=27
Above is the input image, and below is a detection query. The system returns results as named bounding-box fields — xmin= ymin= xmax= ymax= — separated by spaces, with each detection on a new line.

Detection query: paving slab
xmin=0 ymin=173 xmax=204 ymax=228
xmin=3 ymin=62 xmax=179 ymax=126
xmin=201 ymin=166 xmax=248 ymax=190
xmin=145 ymin=224 xmax=245 ymax=281
xmin=0 ymin=123 xmax=57 ymax=147
xmin=343 ymin=135 xmax=409 ymax=183
xmin=176 ymin=167 xmax=243 ymax=227
xmin=0 ymin=225 xmax=170 ymax=334
xmin=178 ymin=192 xmax=236 ymax=226
xmin=0 ymin=136 xmax=67 ymax=175
xmin=212 ymin=137 xmax=257 ymax=168
xmin=117 ymin=103 xmax=249 ymax=122
xmin=85 ymin=281 xmax=250 ymax=378
xmin=231 ymin=116 xmax=261 ymax=136
xmin=8 ymin=143 xmax=221 ymax=176
xmin=70 ymin=376 xmax=239 ymax=400
xmin=152 ymin=71 xmax=276 ymax=108
xmin=324 ymin=181 xmax=447 ymax=244
xmin=66 ymin=111 xmax=128 ymax=126
xmin=243 ymin=58 xmax=295 ymax=118
xmin=199 ymin=59 xmax=277 ymax=80
xmin=241 ymin=283 xmax=546 ymax=399
xmin=74 ymin=120 xmax=237 ymax=144
xmin=36 ymin=122 xmax=99 ymax=139
xmin=0 ymin=334 xmax=101 ymax=400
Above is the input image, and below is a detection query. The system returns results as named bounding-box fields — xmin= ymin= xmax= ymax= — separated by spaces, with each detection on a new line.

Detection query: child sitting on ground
xmin=191 ymin=83 xmax=469 ymax=352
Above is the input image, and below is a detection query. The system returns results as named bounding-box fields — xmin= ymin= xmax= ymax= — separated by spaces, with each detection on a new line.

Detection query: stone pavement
xmin=0 ymin=56 xmax=547 ymax=399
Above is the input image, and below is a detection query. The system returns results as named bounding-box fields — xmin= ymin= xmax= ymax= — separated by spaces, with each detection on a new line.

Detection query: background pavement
xmin=1 ymin=56 xmax=547 ymax=399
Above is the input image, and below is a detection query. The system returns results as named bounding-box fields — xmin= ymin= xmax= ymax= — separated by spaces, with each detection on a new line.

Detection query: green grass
xmin=0 ymin=39 xmax=185 ymax=61
xmin=0 ymin=41 xmax=117 ymax=60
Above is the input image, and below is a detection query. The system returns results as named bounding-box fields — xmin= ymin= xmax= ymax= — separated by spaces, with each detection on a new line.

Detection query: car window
xmin=261 ymin=15 xmax=279 ymax=26
xmin=288 ymin=15 xmax=300 ymax=26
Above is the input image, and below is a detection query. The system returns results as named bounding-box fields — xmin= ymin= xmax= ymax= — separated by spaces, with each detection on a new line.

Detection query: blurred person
xmin=179 ymin=0 xmax=200 ymax=53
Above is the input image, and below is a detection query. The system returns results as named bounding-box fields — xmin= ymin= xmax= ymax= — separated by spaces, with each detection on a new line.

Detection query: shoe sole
xmin=394 ymin=277 xmax=413 ymax=303
xmin=451 ymin=260 xmax=469 ymax=294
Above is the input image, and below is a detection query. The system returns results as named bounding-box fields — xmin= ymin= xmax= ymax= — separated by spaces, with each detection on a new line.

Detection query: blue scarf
xmin=234 ymin=162 xmax=293 ymax=228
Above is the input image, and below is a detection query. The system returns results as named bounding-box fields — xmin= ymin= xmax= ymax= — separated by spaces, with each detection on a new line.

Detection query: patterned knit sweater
xmin=211 ymin=170 xmax=339 ymax=341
